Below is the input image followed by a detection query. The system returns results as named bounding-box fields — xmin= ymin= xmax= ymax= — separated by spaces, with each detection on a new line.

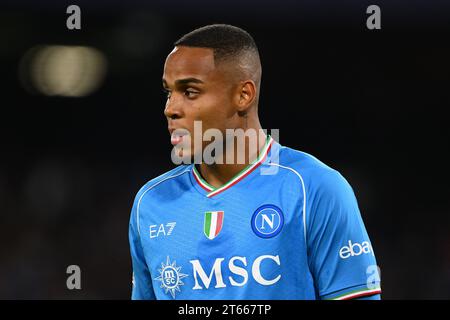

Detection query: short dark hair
xmin=174 ymin=24 xmax=259 ymax=63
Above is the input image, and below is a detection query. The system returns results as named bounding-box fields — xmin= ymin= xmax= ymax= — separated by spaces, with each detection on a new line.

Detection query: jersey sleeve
xmin=129 ymin=188 xmax=156 ymax=300
xmin=306 ymin=169 xmax=382 ymax=300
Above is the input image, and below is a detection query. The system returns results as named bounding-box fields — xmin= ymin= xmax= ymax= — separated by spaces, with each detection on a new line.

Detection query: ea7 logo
xmin=339 ymin=240 xmax=374 ymax=259
xmin=150 ymin=222 xmax=176 ymax=239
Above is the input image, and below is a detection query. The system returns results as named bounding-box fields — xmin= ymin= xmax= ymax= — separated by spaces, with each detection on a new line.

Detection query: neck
xmin=198 ymin=121 xmax=267 ymax=189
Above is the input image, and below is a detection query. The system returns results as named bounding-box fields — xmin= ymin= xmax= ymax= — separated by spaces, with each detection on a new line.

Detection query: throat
xmin=195 ymin=132 xmax=271 ymax=190
xmin=196 ymin=163 xmax=248 ymax=189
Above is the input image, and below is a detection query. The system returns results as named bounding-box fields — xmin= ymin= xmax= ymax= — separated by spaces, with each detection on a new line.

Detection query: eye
xmin=184 ymin=89 xmax=199 ymax=98
xmin=163 ymin=88 xmax=171 ymax=98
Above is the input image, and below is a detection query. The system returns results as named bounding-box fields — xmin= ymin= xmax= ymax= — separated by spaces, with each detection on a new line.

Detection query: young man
xmin=129 ymin=24 xmax=381 ymax=300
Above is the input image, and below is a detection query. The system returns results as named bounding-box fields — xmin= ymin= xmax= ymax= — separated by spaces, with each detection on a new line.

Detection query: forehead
xmin=163 ymin=46 xmax=217 ymax=82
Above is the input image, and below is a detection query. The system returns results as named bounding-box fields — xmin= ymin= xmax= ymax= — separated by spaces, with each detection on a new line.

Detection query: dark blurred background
xmin=0 ymin=0 xmax=449 ymax=299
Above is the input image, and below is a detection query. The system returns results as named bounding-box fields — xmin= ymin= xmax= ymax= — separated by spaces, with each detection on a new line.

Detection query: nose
xmin=164 ymin=95 xmax=182 ymax=120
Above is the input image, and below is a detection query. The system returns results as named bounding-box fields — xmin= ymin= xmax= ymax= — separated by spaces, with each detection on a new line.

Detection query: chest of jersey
xmin=138 ymin=173 xmax=314 ymax=299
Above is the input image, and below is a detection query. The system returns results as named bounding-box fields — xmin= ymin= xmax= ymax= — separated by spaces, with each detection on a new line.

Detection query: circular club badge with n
xmin=251 ymin=204 xmax=284 ymax=238
xmin=204 ymin=211 xmax=224 ymax=240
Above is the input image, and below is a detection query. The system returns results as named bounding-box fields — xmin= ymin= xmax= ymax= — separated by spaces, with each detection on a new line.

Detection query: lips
xmin=171 ymin=133 xmax=184 ymax=146
xmin=169 ymin=128 xmax=188 ymax=146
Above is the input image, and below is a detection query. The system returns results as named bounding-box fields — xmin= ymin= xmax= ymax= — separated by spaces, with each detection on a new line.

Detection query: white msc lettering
xmin=252 ymin=255 xmax=281 ymax=285
xmin=190 ymin=255 xmax=281 ymax=290
xmin=228 ymin=256 xmax=248 ymax=287
xmin=339 ymin=240 xmax=374 ymax=259
xmin=191 ymin=258 xmax=226 ymax=289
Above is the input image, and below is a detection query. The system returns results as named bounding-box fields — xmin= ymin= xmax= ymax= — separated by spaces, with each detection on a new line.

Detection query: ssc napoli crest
xmin=251 ymin=204 xmax=284 ymax=238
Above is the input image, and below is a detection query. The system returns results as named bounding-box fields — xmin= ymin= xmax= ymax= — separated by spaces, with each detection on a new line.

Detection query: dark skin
xmin=163 ymin=46 xmax=266 ymax=188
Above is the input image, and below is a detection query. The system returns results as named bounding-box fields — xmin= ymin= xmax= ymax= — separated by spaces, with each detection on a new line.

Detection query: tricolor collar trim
xmin=192 ymin=136 xmax=274 ymax=198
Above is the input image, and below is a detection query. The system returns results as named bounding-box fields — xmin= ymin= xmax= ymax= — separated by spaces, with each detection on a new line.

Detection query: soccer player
xmin=129 ymin=24 xmax=381 ymax=300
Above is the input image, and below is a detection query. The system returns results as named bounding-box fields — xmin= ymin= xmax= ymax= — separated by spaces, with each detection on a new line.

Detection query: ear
xmin=235 ymin=80 xmax=257 ymax=114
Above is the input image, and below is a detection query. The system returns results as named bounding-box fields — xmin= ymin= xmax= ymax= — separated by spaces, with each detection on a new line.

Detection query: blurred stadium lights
xmin=19 ymin=45 xmax=107 ymax=97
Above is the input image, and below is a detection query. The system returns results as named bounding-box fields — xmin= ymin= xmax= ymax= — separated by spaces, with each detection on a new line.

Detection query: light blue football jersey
xmin=129 ymin=137 xmax=381 ymax=300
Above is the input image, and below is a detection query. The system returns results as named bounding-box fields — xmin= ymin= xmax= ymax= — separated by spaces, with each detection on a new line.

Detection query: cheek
xmin=183 ymin=88 xmax=236 ymax=137
xmin=200 ymin=92 xmax=234 ymax=122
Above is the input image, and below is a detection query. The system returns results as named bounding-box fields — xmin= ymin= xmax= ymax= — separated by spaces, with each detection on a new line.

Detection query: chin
xmin=172 ymin=146 xmax=197 ymax=165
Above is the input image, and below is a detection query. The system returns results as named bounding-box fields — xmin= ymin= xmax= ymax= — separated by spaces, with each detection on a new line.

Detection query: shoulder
xmin=275 ymin=144 xmax=353 ymax=197
xmin=133 ymin=164 xmax=192 ymax=203
xmin=276 ymin=145 xmax=360 ymax=228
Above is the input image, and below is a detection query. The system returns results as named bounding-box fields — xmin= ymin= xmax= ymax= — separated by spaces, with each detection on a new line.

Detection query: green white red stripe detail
xmin=193 ymin=169 xmax=215 ymax=192
xmin=204 ymin=211 xmax=224 ymax=240
xmin=193 ymin=136 xmax=274 ymax=198
xmin=330 ymin=287 xmax=382 ymax=300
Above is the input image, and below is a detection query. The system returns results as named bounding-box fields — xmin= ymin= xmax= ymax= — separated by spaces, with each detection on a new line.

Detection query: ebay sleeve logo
xmin=339 ymin=240 xmax=374 ymax=259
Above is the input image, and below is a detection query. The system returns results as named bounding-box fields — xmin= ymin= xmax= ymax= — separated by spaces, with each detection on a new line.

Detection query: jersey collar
xmin=191 ymin=136 xmax=275 ymax=198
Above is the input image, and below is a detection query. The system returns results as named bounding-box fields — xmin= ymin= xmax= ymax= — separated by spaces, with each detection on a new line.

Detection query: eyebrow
xmin=162 ymin=77 xmax=204 ymax=87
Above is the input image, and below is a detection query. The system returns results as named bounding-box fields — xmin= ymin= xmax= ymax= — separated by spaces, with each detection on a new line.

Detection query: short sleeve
xmin=129 ymin=189 xmax=156 ymax=300
xmin=306 ymin=169 xmax=381 ymax=300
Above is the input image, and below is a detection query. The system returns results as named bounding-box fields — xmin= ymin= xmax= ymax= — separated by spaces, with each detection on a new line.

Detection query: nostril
xmin=164 ymin=103 xmax=182 ymax=120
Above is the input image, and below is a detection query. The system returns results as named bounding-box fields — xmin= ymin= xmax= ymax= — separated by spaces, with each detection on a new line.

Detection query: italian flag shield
xmin=204 ymin=211 xmax=224 ymax=240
